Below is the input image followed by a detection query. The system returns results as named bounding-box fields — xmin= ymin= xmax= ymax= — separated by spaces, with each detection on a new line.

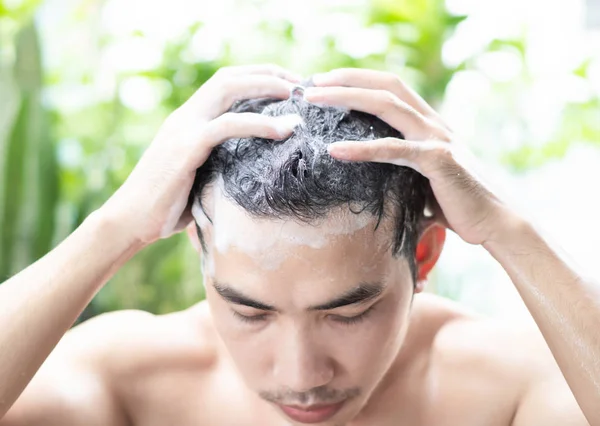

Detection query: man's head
xmin=188 ymin=81 xmax=445 ymax=424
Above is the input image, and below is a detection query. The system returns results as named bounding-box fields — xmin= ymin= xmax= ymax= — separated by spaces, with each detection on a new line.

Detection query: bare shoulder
xmin=1 ymin=309 xmax=189 ymax=426
xmin=5 ymin=303 xmax=218 ymax=426
xmin=72 ymin=303 xmax=220 ymax=422
xmin=64 ymin=304 xmax=217 ymax=375
xmin=430 ymin=300 xmax=560 ymax=384
xmin=412 ymin=294 xmax=570 ymax=424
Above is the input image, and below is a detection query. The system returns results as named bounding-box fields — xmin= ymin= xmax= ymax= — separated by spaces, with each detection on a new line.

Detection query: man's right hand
xmin=102 ymin=64 xmax=304 ymax=245
xmin=0 ymin=64 xmax=304 ymax=423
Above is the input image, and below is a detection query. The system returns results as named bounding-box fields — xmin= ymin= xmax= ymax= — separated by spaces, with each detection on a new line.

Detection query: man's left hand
xmin=304 ymin=68 xmax=520 ymax=246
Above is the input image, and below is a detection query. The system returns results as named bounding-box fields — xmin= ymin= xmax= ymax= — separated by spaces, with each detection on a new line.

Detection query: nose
xmin=273 ymin=325 xmax=335 ymax=393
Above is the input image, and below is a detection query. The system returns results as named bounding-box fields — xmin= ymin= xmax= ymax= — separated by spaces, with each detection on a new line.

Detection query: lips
xmin=277 ymin=400 xmax=345 ymax=423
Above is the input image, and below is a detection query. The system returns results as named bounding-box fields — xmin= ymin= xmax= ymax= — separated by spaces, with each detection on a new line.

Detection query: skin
xmin=200 ymin=193 xmax=415 ymax=424
xmin=0 ymin=66 xmax=597 ymax=425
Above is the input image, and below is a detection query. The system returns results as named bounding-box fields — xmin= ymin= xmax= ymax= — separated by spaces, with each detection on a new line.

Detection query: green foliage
xmin=367 ymin=0 xmax=467 ymax=104
xmin=502 ymin=97 xmax=600 ymax=171
xmin=68 ymin=0 xmax=468 ymax=315
xmin=502 ymin=58 xmax=600 ymax=171
xmin=0 ymin=0 xmax=41 ymax=20
xmin=0 ymin=22 xmax=58 ymax=280
xmin=2 ymin=0 xmax=598 ymax=316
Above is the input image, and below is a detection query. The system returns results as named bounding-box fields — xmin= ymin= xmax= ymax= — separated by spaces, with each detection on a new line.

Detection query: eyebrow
xmin=213 ymin=281 xmax=276 ymax=311
xmin=308 ymin=282 xmax=385 ymax=311
xmin=212 ymin=280 xmax=385 ymax=312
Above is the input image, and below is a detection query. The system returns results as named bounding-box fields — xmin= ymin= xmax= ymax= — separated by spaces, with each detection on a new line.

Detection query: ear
xmin=414 ymin=223 xmax=446 ymax=293
xmin=186 ymin=221 xmax=202 ymax=253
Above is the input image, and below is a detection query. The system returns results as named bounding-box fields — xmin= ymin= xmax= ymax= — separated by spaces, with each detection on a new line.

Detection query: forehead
xmin=193 ymin=181 xmax=401 ymax=279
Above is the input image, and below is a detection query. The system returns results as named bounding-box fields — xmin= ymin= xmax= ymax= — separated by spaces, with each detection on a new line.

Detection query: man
xmin=0 ymin=64 xmax=597 ymax=425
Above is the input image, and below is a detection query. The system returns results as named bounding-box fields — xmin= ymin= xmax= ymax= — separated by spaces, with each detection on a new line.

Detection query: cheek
xmin=328 ymin=294 xmax=410 ymax=377
xmin=206 ymin=295 xmax=272 ymax=377
xmin=206 ymin=293 xmax=255 ymax=342
xmin=372 ymin=297 xmax=410 ymax=356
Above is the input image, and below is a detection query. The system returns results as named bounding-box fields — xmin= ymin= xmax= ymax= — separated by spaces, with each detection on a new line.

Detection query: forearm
xmin=484 ymin=217 xmax=600 ymax=425
xmin=0 ymin=208 xmax=142 ymax=418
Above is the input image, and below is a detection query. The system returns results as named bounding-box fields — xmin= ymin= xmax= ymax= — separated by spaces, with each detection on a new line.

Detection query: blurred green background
xmin=1 ymin=0 xmax=599 ymax=321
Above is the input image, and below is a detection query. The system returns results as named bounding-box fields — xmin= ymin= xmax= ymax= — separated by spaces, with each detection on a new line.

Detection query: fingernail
xmin=311 ymin=73 xmax=330 ymax=86
xmin=327 ymin=142 xmax=351 ymax=159
xmin=303 ymin=87 xmax=324 ymax=102
xmin=276 ymin=114 xmax=304 ymax=136
xmin=287 ymin=73 xmax=304 ymax=83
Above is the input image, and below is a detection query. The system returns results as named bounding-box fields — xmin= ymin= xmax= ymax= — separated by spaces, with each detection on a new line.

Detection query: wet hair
xmin=191 ymin=80 xmax=431 ymax=283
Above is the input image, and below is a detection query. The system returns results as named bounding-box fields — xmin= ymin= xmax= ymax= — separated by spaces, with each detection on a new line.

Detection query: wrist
xmin=482 ymin=210 xmax=537 ymax=256
xmin=85 ymin=206 xmax=147 ymax=258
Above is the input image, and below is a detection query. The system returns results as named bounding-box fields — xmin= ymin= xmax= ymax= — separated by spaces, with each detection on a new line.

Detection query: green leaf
xmin=33 ymin=130 xmax=58 ymax=260
xmin=0 ymin=96 xmax=29 ymax=279
xmin=573 ymin=59 xmax=591 ymax=78
xmin=445 ymin=14 xmax=468 ymax=28
xmin=488 ymin=38 xmax=526 ymax=57
xmin=13 ymin=21 xmax=42 ymax=91
xmin=0 ymin=21 xmax=55 ymax=279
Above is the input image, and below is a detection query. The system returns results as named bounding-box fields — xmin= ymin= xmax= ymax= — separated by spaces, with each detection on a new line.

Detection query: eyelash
xmin=231 ymin=310 xmax=269 ymax=324
xmin=330 ymin=306 xmax=375 ymax=326
xmin=231 ymin=306 xmax=376 ymax=326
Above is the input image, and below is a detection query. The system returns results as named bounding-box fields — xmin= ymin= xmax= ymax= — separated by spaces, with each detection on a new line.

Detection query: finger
xmin=188 ymin=74 xmax=297 ymax=120
xmin=326 ymin=138 xmax=421 ymax=168
xmin=215 ymin=63 xmax=303 ymax=83
xmin=328 ymin=138 xmax=452 ymax=228
xmin=312 ymin=68 xmax=448 ymax=130
xmin=304 ymin=86 xmax=440 ymax=140
xmin=201 ymin=113 xmax=304 ymax=151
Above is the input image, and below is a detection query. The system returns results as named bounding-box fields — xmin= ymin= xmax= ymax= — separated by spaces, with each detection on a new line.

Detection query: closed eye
xmin=329 ymin=305 xmax=375 ymax=326
xmin=231 ymin=310 xmax=269 ymax=324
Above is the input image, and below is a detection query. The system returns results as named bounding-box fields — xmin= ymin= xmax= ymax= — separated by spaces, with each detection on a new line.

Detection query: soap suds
xmin=191 ymin=178 xmax=376 ymax=272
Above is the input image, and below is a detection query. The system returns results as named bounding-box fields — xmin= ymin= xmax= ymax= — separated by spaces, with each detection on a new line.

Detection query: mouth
xmin=277 ymin=400 xmax=346 ymax=423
